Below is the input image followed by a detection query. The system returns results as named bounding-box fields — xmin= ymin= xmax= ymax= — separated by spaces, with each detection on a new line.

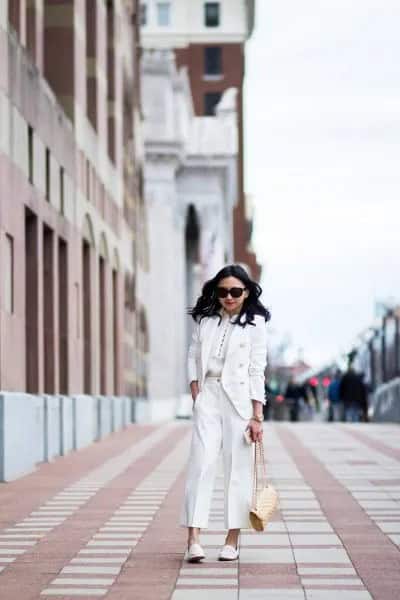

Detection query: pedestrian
xmin=284 ymin=378 xmax=305 ymax=422
xmin=327 ymin=370 xmax=343 ymax=422
xmin=339 ymin=367 xmax=365 ymax=423
xmin=263 ymin=383 xmax=274 ymax=421
xmin=359 ymin=373 xmax=369 ymax=422
xmin=181 ymin=264 xmax=270 ymax=562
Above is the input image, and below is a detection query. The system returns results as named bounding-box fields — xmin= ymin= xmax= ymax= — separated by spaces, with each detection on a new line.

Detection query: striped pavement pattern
xmin=0 ymin=422 xmax=398 ymax=599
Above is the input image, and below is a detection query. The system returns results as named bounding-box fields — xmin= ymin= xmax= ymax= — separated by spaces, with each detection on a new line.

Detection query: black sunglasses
xmin=216 ymin=286 xmax=246 ymax=299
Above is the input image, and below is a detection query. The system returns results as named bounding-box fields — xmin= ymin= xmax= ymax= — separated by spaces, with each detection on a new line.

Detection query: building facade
xmin=140 ymin=0 xmax=261 ymax=279
xmin=139 ymin=48 xmax=238 ymax=419
xmin=0 ymin=1 xmax=148 ymax=398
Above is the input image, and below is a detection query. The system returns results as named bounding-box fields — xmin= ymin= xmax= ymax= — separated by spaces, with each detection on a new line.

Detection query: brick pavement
xmin=0 ymin=422 xmax=399 ymax=599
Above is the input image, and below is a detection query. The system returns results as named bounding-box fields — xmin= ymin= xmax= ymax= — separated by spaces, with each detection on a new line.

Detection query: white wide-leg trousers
xmin=181 ymin=377 xmax=253 ymax=530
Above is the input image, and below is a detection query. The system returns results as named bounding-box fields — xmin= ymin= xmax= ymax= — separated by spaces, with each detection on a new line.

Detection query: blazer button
xmin=240 ymin=381 xmax=245 ymax=385
xmin=240 ymin=343 xmax=245 ymax=348
xmin=239 ymin=363 xmax=244 ymax=368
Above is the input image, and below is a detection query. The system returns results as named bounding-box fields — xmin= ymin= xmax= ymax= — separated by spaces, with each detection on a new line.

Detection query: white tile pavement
xmin=0 ymin=424 xmax=176 ymax=580
xmin=40 ymin=434 xmax=191 ymax=597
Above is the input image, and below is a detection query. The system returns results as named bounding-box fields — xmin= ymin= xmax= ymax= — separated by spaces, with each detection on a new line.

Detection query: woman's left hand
xmin=247 ymin=419 xmax=263 ymax=442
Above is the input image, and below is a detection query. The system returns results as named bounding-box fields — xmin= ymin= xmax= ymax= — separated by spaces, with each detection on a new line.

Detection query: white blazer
xmin=187 ymin=313 xmax=268 ymax=419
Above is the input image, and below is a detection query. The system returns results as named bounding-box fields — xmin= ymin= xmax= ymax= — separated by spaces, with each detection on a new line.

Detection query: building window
xmin=60 ymin=166 xmax=65 ymax=215
xmin=140 ymin=3 xmax=147 ymax=26
xmin=45 ymin=147 xmax=50 ymax=201
xmin=86 ymin=159 xmax=91 ymax=201
xmin=205 ymin=2 xmax=220 ymax=27
xmin=25 ymin=209 xmax=39 ymax=393
xmin=204 ymin=46 xmax=222 ymax=76
xmin=5 ymin=234 xmax=14 ymax=314
xmin=157 ymin=2 xmax=170 ymax=26
xmin=28 ymin=125 xmax=34 ymax=184
xmin=58 ymin=238 xmax=69 ymax=394
xmin=204 ymin=92 xmax=222 ymax=116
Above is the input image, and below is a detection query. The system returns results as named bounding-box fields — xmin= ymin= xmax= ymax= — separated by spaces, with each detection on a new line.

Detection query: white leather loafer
xmin=185 ymin=543 xmax=205 ymax=563
xmin=219 ymin=544 xmax=239 ymax=561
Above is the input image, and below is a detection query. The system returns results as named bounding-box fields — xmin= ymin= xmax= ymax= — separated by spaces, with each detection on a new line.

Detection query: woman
xmin=181 ymin=264 xmax=270 ymax=562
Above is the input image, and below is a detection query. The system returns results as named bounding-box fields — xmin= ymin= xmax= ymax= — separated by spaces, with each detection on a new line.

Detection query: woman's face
xmin=216 ymin=276 xmax=249 ymax=314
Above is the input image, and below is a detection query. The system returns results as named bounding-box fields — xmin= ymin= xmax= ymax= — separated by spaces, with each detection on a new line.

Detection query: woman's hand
xmin=247 ymin=418 xmax=263 ymax=442
xmin=190 ymin=380 xmax=199 ymax=402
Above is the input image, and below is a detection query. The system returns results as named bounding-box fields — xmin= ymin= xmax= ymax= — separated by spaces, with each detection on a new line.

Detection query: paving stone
xmin=198 ymin=534 xmax=226 ymax=546
xmin=87 ymin=540 xmax=137 ymax=547
xmin=71 ymin=558 xmax=125 ymax=564
xmin=302 ymin=577 xmax=363 ymax=585
xmin=389 ymin=534 xmax=400 ymax=545
xmin=286 ymin=523 xmax=333 ymax=533
xmin=0 ymin=558 xmax=16 ymax=563
xmin=359 ymin=501 xmax=399 ymax=509
xmin=41 ymin=588 xmax=107 ymax=596
xmin=100 ymin=527 xmax=146 ymax=532
xmin=177 ymin=577 xmax=238 ymax=585
xmin=259 ymin=522 xmax=286 ymax=532
xmin=290 ymin=534 xmax=342 ymax=546
xmin=0 ymin=541 xmax=36 ymax=546
xmin=241 ymin=534 xmax=290 ymax=546
xmin=172 ymin=591 xmax=237 ymax=599
xmin=294 ymin=547 xmax=350 ymax=564
xmin=0 ymin=534 xmax=43 ymax=539
xmin=61 ymin=565 xmax=121 ymax=575
xmin=93 ymin=533 xmax=141 ymax=539
xmin=181 ymin=568 xmax=237 ymax=576
xmin=78 ymin=549 xmax=130 ymax=555
xmin=280 ymin=501 xmax=321 ymax=509
xmin=52 ymin=577 xmax=115 ymax=585
xmin=298 ymin=567 xmax=356 ymax=575
xmin=377 ymin=522 xmax=400 ymax=532
xmin=305 ymin=591 xmax=372 ymax=599
xmin=240 ymin=548 xmax=294 ymax=563
xmin=239 ymin=589 xmax=305 ymax=599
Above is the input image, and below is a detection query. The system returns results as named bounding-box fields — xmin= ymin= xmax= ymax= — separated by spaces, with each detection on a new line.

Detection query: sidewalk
xmin=0 ymin=422 xmax=399 ymax=599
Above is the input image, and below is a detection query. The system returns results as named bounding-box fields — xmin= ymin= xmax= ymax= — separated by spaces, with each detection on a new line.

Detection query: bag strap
xmin=252 ymin=440 xmax=267 ymax=507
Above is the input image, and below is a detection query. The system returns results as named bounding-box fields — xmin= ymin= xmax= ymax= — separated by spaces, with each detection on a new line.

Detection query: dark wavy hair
xmin=188 ymin=264 xmax=271 ymax=327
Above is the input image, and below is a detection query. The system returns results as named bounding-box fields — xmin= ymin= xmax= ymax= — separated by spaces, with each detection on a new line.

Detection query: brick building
xmin=0 ymin=1 xmax=148 ymax=398
xmin=141 ymin=0 xmax=261 ymax=280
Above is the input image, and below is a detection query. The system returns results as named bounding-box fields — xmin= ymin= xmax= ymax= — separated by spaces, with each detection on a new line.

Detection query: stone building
xmin=140 ymin=0 xmax=261 ymax=279
xmin=0 ymin=1 xmax=148 ymax=399
xmin=138 ymin=48 xmax=238 ymax=420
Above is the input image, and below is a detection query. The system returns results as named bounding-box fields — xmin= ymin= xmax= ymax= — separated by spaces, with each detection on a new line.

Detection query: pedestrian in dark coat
xmin=285 ymin=379 xmax=306 ymax=422
xmin=339 ymin=368 xmax=366 ymax=423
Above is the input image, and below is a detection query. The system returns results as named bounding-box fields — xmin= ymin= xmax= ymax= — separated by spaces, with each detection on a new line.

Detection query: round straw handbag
xmin=249 ymin=440 xmax=279 ymax=531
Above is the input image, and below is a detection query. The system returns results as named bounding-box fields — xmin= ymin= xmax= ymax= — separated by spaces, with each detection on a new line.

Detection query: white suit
xmin=181 ymin=313 xmax=268 ymax=529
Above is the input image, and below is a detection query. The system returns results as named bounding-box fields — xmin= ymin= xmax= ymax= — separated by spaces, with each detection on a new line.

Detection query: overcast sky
xmin=245 ymin=0 xmax=400 ymax=366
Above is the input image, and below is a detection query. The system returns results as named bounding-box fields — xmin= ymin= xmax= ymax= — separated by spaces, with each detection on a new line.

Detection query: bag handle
xmin=252 ymin=440 xmax=267 ymax=507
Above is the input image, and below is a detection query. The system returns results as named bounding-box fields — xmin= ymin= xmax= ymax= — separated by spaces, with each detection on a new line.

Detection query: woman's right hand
xmin=190 ymin=380 xmax=199 ymax=402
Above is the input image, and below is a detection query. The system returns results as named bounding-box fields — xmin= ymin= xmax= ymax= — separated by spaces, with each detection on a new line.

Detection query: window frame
xmin=45 ymin=147 xmax=51 ymax=201
xmin=5 ymin=233 xmax=14 ymax=314
xmin=204 ymin=2 xmax=220 ymax=28
xmin=157 ymin=2 xmax=171 ymax=27
xmin=60 ymin=166 xmax=65 ymax=216
xmin=204 ymin=46 xmax=223 ymax=78
xmin=139 ymin=3 xmax=147 ymax=26
xmin=28 ymin=125 xmax=34 ymax=184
